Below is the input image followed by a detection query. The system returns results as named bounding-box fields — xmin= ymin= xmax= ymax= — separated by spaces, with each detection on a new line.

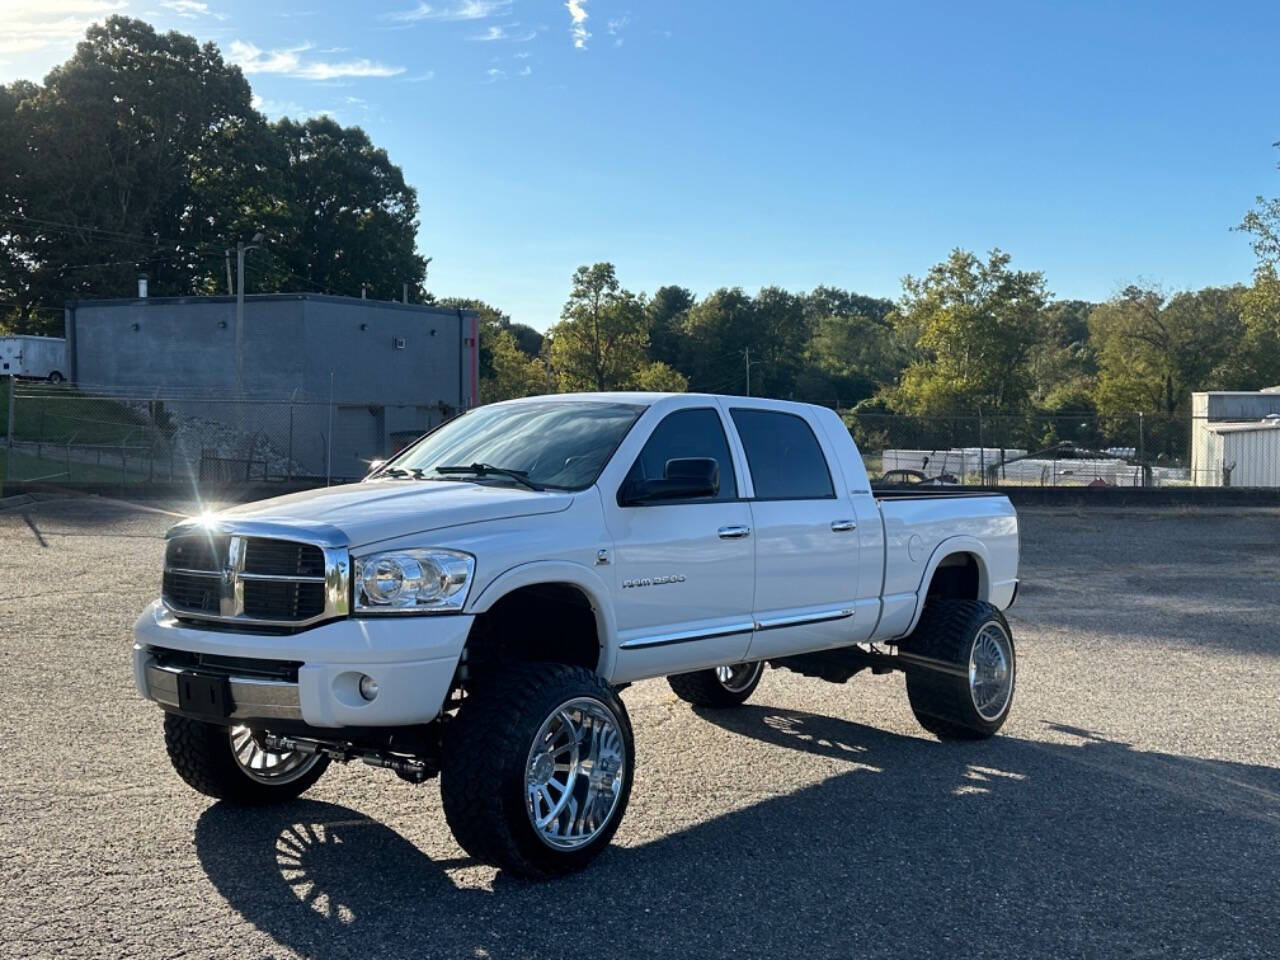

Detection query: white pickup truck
xmin=134 ymin=392 xmax=1019 ymax=877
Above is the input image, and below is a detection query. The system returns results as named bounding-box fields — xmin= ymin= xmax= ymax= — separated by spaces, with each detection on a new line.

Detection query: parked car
xmin=134 ymin=393 xmax=1020 ymax=877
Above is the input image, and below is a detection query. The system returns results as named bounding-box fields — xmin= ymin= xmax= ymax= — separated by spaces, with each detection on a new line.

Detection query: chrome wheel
xmin=715 ymin=661 xmax=763 ymax=694
xmin=229 ymin=725 xmax=323 ymax=785
xmin=524 ymin=697 xmax=627 ymax=851
xmin=968 ymin=622 xmax=1014 ymax=721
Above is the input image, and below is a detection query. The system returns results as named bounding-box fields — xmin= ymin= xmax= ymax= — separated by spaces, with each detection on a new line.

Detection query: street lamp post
xmin=234 ymin=232 xmax=265 ymax=402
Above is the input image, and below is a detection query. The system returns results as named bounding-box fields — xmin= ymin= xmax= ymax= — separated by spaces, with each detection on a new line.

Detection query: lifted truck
xmin=134 ymin=393 xmax=1019 ymax=877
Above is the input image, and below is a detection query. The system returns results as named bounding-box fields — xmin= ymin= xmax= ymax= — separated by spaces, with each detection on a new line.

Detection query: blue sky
xmin=4 ymin=1 xmax=1280 ymax=330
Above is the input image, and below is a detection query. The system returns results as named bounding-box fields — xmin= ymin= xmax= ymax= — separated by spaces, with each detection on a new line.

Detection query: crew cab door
xmin=727 ymin=405 xmax=865 ymax=660
xmin=602 ymin=406 xmax=755 ymax=684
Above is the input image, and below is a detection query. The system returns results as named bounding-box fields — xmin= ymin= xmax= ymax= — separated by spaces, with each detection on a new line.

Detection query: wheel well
xmin=464 ymin=583 xmax=600 ymax=676
xmin=925 ymin=552 xmax=981 ymax=602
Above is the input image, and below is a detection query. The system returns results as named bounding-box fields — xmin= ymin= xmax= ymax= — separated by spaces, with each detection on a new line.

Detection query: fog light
xmin=358 ymin=675 xmax=379 ymax=701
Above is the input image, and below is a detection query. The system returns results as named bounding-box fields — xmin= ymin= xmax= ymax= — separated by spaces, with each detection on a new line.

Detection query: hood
xmin=216 ymin=479 xmax=574 ymax=547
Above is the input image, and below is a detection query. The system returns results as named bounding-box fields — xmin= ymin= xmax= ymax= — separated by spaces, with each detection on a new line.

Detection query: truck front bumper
xmin=132 ymin=600 xmax=473 ymax=728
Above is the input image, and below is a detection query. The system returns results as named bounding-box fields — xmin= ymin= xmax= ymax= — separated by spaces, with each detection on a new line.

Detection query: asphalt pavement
xmin=1 ymin=496 xmax=1277 ymax=959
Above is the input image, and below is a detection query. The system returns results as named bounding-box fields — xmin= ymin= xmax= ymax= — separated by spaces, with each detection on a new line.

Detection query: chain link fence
xmin=5 ymin=378 xmax=1279 ymax=493
xmin=2 ymin=379 xmax=458 ymax=491
xmin=844 ymin=409 xmax=1278 ymax=488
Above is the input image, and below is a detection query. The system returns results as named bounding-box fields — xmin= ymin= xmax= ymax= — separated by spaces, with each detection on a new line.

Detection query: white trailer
xmin=0 ymin=336 xmax=68 ymax=382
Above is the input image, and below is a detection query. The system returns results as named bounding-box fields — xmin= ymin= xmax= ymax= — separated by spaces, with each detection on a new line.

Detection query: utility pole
xmin=235 ymin=232 xmax=264 ymax=402
xmin=744 ymin=347 xmax=750 ymax=397
xmin=224 ymin=250 xmax=233 ymax=296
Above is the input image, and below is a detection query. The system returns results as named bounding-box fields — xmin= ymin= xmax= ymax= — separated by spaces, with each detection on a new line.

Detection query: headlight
xmin=352 ymin=548 xmax=475 ymax=614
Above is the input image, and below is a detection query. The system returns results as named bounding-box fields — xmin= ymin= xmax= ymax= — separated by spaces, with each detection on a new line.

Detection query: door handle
xmin=717 ymin=525 xmax=751 ymax=540
xmin=830 ymin=519 xmax=857 ymax=532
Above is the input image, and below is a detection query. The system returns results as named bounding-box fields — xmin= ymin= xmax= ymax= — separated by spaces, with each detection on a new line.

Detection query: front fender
xmin=902 ymin=536 xmax=993 ymax=636
xmin=466 ymin=560 xmax=620 ymax=679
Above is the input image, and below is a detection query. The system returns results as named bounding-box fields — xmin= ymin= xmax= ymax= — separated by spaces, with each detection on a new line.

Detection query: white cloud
xmin=514 ymin=50 xmax=531 ymax=59
xmin=402 ymin=70 xmax=435 ymax=82
xmin=228 ymin=39 xmax=404 ymax=80
xmin=0 ymin=1 xmax=126 ymax=57
xmin=250 ymin=93 xmax=334 ymax=121
xmin=607 ymin=13 xmax=628 ymax=46
xmin=565 ymin=0 xmax=589 ymax=49
xmin=484 ymin=66 xmax=505 ymax=83
xmin=470 ymin=23 xmax=536 ymax=42
xmin=518 ymin=64 xmax=531 ymax=76
xmin=158 ymin=1 xmax=226 ymax=20
xmin=385 ymin=0 xmax=512 ymax=23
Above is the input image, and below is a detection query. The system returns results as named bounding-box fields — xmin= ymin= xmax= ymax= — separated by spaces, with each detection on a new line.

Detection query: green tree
xmin=678 ymin=286 xmax=810 ymax=396
xmin=887 ymin=249 xmax=1048 ymax=415
xmin=1232 ymin=267 xmax=1280 ymax=385
xmin=547 ymin=264 xmax=687 ymax=393
xmin=439 ymin=297 xmax=548 ymax=402
xmin=1089 ymin=285 xmax=1243 ymax=417
xmin=646 ymin=285 xmax=695 ymax=368
xmin=629 ymin=360 xmax=688 ymax=392
xmin=0 ymin=17 xmax=270 ymax=332
xmin=678 ymin=287 xmax=755 ymax=392
xmin=795 ymin=287 xmax=903 ymax=408
xmin=548 ymin=263 xmax=649 ymax=391
xmin=482 ymin=329 xmax=547 ymax=402
xmin=261 ymin=117 xmax=425 ymax=299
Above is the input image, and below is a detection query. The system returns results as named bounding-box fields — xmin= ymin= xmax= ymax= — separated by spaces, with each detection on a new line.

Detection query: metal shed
xmin=1202 ymin=419 xmax=1280 ymax=487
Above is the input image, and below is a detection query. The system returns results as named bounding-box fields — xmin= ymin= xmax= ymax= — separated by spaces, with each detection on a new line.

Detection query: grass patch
xmin=1 ymin=378 xmax=149 ymax=445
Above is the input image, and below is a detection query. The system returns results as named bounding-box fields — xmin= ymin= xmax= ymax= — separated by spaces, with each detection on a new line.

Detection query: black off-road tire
xmin=439 ymin=663 xmax=634 ymax=878
xmin=900 ymin=600 xmax=1016 ymax=740
xmin=162 ymin=714 xmax=329 ymax=804
xmin=667 ymin=661 xmax=764 ymax=707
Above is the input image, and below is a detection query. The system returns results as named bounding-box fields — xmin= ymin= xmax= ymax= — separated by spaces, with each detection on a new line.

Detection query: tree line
xmin=467 ymin=217 xmax=1280 ymax=459
xmin=4 ymin=16 xmax=1280 ymax=463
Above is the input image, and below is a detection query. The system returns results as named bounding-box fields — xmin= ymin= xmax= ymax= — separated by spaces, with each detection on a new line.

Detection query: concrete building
xmin=1191 ymin=388 xmax=1280 ymax=486
xmin=63 ymin=293 xmax=479 ymax=480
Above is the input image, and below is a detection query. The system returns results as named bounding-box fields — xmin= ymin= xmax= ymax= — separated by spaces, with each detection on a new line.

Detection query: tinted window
xmin=622 ymin=408 xmax=737 ymax=503
xmin=731 ymin=409 xmax=835 ymax=500
xmin=390 ymin=401 xmax=643 ymax=491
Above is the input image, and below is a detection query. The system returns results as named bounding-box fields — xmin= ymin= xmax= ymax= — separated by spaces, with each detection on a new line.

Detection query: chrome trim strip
xmin=754 ymin=607 xmax=854 ymax=631
xmin=238 ymin=572 xmax=328 ymax=583
xmin=619 ymin=621 xmax=756 ymax=650
xmin=165 ymin=517 xmax=350 ymax=549
xmin=144 ymin=661 xmax=304 ymax=721
xmin=165 ymin=567 xmax=221 ymax=578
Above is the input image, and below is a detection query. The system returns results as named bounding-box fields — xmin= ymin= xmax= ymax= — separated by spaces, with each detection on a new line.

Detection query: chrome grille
xmin=161 ymin=521 xmax=349 ymax=628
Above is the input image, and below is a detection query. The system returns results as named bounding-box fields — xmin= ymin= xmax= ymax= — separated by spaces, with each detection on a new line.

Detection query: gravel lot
xmin=2 ymin=496 xmax=1278 ymax=959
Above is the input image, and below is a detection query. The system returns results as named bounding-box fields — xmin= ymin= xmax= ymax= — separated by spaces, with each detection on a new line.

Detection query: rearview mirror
xmin=621 ymin=457 xmax=719 ymax=505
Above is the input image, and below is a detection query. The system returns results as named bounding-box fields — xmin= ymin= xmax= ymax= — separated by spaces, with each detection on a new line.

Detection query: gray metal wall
xmin=66 ymin=294 xmax=477 ymax=480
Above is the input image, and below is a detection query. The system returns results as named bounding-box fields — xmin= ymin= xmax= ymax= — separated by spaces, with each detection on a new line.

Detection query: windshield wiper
xmin=435 ymin=463 xmax=544 ymax=491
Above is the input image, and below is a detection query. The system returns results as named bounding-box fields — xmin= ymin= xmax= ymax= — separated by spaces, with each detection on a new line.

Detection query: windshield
xmin=381 ymin=400 xmax=646 ymax=491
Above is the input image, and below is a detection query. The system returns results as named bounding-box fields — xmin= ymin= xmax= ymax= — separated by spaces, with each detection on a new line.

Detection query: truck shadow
xmin=194 ymin=706 xmax=1280 ymax=959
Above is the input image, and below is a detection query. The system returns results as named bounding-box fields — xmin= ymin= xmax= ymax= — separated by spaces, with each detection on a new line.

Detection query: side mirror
xmin=622 ymin=457 xmax=719 ymax=505
xmin=364 ymin=459 xmax=387 ymax=480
